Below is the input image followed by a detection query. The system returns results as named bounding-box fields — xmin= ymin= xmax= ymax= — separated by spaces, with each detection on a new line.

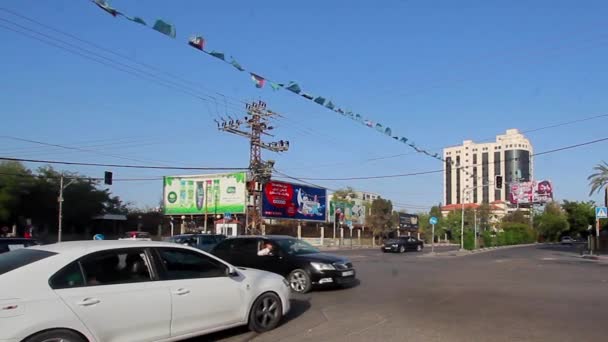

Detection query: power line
xmin=0 ymin=156 xmax=249 ymax=171
xmin=0 ymin=8 xmax=434 ymax=173
xmin=0 ymin=18 xmax=248 ymax=116
xmin=281 ymin=135 xmax=608 ymax=181
xmin=284 ymin=112 xmax=608 ymax=172
xmin=0 ymin=171 xmax=164 ymax=182
xmin=0 ymin=136 xmax=176 ymax=166
xmin=0 ymin=7 xmax=249 ymax=112
xmin=0 ymin=11 xmax=357 ymax=164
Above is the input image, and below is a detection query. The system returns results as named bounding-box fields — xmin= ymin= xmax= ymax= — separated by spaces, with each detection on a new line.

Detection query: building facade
xmin=355 ymin=191 xmax=380 ymax=202
xmin=443 ymin=129 xmax=533 ymax=205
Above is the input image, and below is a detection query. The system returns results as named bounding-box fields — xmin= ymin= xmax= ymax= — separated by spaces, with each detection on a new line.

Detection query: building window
xmin=446 ymin=157 xmax=452 ymax=205
xmin=482 ymin=153 xmax=489 ymax=203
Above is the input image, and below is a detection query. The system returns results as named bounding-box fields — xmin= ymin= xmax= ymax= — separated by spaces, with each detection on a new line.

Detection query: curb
xmin=420 ymin=243 xmax=542 ymax=258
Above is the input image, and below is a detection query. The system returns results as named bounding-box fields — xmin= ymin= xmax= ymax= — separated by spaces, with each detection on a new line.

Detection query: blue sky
xmin=1 ymin=0 xmax=607 ymax=211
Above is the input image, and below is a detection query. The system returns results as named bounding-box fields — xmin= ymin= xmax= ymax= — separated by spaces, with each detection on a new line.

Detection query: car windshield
xmin=0 ymin=249 xmax=56 ymax=276
xmin=122 ymin=232 xmax=150 ymax=238
xmin=275 ymin=238 xmax=319 ymax=255
xmin=170 ymin=236 xmax=194 ymax=244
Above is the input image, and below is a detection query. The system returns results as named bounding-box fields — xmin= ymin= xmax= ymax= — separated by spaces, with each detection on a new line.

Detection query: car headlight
xmin=310 ymin=262 xmax=336 ymax=271
xmin=392 ymin=244 xmax=398 ymax=247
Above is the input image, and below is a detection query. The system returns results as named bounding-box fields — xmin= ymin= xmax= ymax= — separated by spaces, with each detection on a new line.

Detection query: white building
xmin=355 ymin=191 xmax=380 ymax=202
xmin=443 ymin=129 xmax=533 ymax=206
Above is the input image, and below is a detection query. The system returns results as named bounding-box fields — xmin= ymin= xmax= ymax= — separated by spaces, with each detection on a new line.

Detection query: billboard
xmin=329 ymin=200 xmax=366 ymax=225
xmin=510 ymin=180 xmax=553 ymax=205
xmin=398 ymin=213 xmax=419 ymax=230
xmin=163 ymin=172 xmax=247 ymax=215
xmin=261 ymin=181 xmax=327 ymax=222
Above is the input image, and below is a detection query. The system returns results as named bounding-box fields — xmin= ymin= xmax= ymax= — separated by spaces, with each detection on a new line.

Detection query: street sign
xmin=346 ymin=220 xmax=353 ymax=229
xmin=429 ymin=216 xmax=438 ymax=225
xmin=93 ymin=234 xmax=105 ymax=240
xmin=595 ymin=207 xmax=607 ymax=219
xmin=224 ymin=212 xmax=232 ymax=220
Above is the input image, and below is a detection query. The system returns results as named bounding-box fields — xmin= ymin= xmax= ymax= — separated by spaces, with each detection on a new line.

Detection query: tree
xmin=477 ymin=203 xmax=492 ymax=231
xmin=502 ymin=210 xmax=528 ymax=224
xmin=369 ymin=198 xmax=393 ymax=239
xmin=587 ymin=161 xmax=608 ymax=195
xmin=331 ymin=187 xmax=357 ymax=204
xmin=536 ymin=202 xmax=569 ymax=241
xmin=417 ymin=205 xmax=443 ymax=242
xmin=0 ymin=161 xmax=33 ymax=222
xmin=2 ymin=164 xmax=129 ymax=237
xmin=561 ymin=200 xmax=594 ymax=237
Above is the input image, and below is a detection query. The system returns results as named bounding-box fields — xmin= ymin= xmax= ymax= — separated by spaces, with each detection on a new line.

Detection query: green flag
xmin=209 ymin=51 xmax=225 ymax=61
xmin=230 ymin=58 xmax=244 ymax=71
xmin=286 ymin=82 xmax=301 ymax=94
xmin=325 ymin=101 xmax=335 ymax=110
xmin=152 ymin=19 xmax=176 ymax=38
xmin=270 ymin=82 xmax=282 ymax=91
xmin=314 ymin=97 xmax=326 ymax=105
xmin=94 ymin=0 xmax=120 ymax=17
xmin=126 ymin=16 xmax=146 ymax=25
xmin=301 ymin=93 xmax=314 ymax=100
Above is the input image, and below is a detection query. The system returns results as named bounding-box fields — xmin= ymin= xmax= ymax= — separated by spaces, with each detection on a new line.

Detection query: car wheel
xmin=288 ymin=269 xmax=312 ymax=294
xmin=399 ymin=245 xmax=406 ymax=253
xmin=248 ymin=292 xmax=283 ymax=333
xmin=416 ymin=244 xmax=423 ymax=252
xmin=24 ymin=329 xmax=86 ymax=342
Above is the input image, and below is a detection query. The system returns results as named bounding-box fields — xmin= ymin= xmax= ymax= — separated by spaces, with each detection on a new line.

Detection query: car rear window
xmin=0 ymin=249 xmax=56 ymax=276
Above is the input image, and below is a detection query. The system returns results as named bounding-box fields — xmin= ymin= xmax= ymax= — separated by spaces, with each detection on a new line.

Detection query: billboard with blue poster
xmin=262 ymin=181 xmax=327 ymax=222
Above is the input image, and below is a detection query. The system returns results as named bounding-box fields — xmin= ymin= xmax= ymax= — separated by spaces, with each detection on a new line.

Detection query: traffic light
xmin=104 ymin=171 xmax=113 ymax=185
xmin=495 ymin=175 xmax=503 ymax=190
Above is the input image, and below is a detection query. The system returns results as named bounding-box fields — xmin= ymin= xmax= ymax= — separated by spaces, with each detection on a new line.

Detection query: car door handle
xmin=76 ymin=298 xmax=101 ymax=306
xmin=173 ymin=288 xmax=190 ymax=296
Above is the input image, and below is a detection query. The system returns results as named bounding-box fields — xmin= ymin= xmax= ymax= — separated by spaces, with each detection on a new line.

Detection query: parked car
xmin=211 ymin=235 xmax=356 ymax=294
xmin=0 ymin=240 xmax=290 ymax=342
xmin=560 ymin=236 xmax=574 ymax=245
xmin=118 ymin=231 xmax=152 ymax=241
xmin=167 ymin=234 xmax=227 ymax=252
xmin=0 ymin=238 xmax=40 ymax=254
xmin=382 ymin=236 xmax=424 ymax=253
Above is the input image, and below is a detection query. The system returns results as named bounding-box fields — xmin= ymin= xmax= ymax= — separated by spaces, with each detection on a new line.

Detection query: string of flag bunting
xmin=90 ymin=0 xmax=468 ymax=170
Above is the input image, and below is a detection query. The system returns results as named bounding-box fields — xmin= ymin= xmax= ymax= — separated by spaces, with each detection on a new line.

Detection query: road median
xmin=420 ymin=243 xmax=541 ymax=258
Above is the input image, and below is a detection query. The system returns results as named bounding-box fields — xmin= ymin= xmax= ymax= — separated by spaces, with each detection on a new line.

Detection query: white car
xmin=0 ymin=240 xmax=291 ymax=342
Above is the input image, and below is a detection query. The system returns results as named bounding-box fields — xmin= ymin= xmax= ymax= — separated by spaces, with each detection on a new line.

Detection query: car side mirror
xmin=226 ymin=266 xmax=239 ymax=277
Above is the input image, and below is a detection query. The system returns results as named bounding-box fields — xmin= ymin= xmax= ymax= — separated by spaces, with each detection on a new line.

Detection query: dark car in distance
xmin=166 ymin=233 xmax=226 ymax=252
xmin=0 ymin=238 xmax=40 ymax=254
xmin=382 ymin=236 xmax=424 ymax=253
xmin=211 ymin=235 xmax=356 ymax=293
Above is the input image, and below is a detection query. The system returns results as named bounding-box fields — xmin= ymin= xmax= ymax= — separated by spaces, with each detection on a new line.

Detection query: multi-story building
xmin=355 ymin=191 xmax=380 ymax=202
xmin=443 ymin=129 xmax=533 ymax=206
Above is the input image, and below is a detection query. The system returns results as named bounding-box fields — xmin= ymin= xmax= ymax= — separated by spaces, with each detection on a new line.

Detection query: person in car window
xmin=257 ymin=242 xmax=274 ymax=256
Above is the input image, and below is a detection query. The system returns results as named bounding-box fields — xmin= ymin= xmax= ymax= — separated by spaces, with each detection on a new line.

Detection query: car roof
xmin=30 ymin=240 xmax=184 ymax=254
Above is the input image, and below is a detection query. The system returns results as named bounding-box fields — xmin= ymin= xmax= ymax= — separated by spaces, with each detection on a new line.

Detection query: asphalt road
xmin=198 ymin=244 xmax=608 ymax=342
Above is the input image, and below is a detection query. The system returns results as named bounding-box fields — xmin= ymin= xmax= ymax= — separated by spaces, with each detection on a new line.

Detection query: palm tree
xmin=587 ymin=161 xmax=608 ymax=195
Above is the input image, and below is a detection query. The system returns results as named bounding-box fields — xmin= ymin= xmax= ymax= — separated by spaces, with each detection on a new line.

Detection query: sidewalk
xmin=581 ymin=254 xmax=608 ymax=263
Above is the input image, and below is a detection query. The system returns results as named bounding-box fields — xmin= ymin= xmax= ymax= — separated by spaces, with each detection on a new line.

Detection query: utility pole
xmin=57 ymin=174 xmax=76 ymax=242
xmin=217 ymin=100 xmax=289 ymax=234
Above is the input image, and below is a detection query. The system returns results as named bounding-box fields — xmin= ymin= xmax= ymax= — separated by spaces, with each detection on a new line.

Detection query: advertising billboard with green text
xmin=163 ymin=172 xmax=247 ymax=215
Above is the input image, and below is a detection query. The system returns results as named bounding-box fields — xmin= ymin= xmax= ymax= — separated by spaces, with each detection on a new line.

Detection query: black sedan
xmin=211 ymin=235 xmax=356 ymax=294
xmin=382 ymin=236 xmax=424 ymax=253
